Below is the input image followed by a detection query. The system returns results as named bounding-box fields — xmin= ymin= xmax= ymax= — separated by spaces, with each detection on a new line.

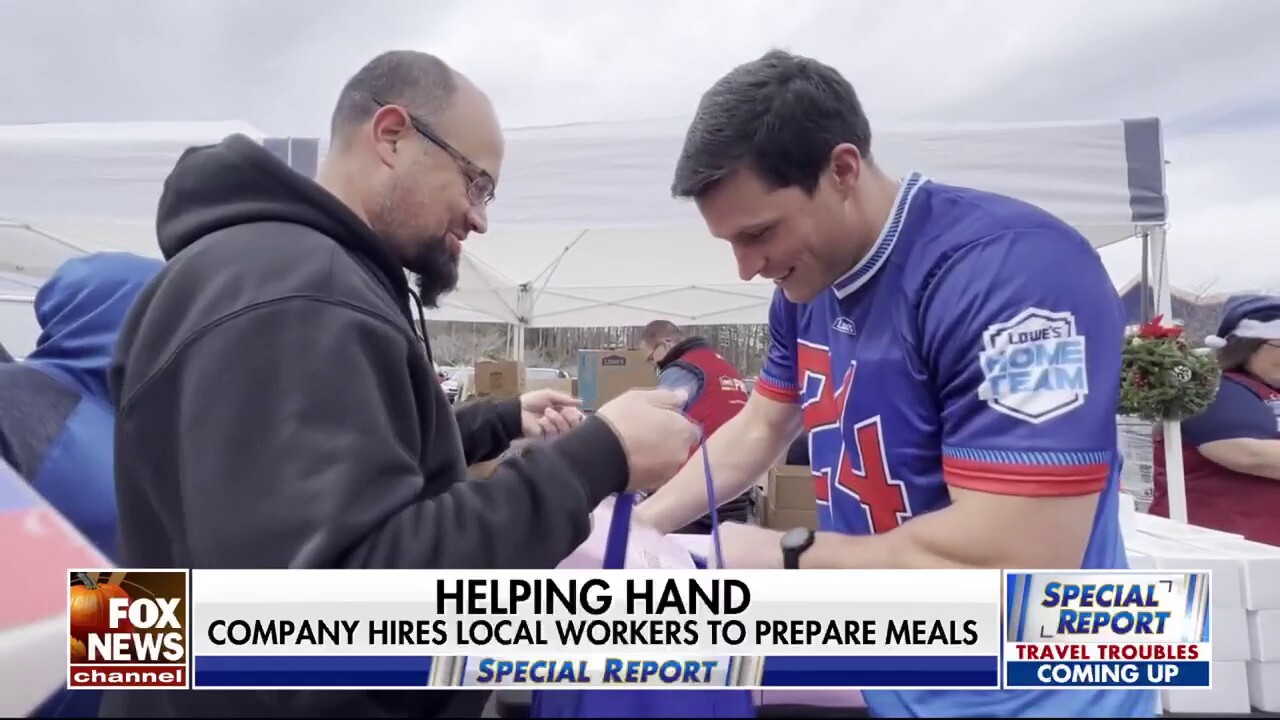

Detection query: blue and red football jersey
xmin=754 ymin=172 xmax=1157 ymax=718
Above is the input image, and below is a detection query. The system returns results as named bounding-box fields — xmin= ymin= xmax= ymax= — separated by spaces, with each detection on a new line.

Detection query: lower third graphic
xmin=1003 ymin=570 xmax=1211 ymax=689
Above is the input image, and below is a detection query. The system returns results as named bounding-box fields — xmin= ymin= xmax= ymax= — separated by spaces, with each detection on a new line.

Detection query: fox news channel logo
xmin=1004 ymin=570 xmax=1211 ymax=689
xmin=67 ymin=570 xmax=190 ymax=689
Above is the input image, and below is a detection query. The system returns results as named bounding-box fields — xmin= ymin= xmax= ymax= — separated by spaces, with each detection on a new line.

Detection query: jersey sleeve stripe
xmin=941 ymin=447 xmax=1110 ymax=497
xmin=755 ymin=375 xmax=799 ymax=402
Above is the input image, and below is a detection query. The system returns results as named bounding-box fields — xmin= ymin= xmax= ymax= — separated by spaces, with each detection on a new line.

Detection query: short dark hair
xmin=329 ymin=50 xmax=459 ymax=142
xmin=672 ymin=50 xmax=872 ymax=199
xmin=641 ymin=320 xmax=683 ymax=346
xmin=1216 ymin=336 xmax=1265 ymax=372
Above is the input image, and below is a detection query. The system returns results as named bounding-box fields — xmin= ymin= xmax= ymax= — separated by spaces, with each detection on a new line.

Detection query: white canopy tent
xmin=0 ymin=116 xmax=1188 ymax=524
xmin=434 ymin=116 xmax=1173 ymax=334
xmin=0 ymin=120 xmax=318 ymax=276
xmin=0 ymin=116 xmax=1173 ymax=329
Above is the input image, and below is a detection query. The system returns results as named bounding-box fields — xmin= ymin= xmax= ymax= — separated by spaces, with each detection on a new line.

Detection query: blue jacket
xmin=0 ymin=252 xmax=161 ymax=719
xmin=1 ymin=252 xmax=162 ymax=558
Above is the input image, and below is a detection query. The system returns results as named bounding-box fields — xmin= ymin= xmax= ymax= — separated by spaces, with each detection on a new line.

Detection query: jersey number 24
xmin=797 ymin=342 xmax=911 ymax=533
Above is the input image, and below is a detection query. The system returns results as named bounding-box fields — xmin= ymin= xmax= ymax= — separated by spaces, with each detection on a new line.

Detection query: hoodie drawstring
xmin=406 ymin=286 xmax=435 ymax=368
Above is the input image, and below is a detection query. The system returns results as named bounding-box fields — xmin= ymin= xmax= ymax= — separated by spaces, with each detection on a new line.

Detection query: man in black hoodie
xmin=102 ymin=51 xmax=699 ymax=718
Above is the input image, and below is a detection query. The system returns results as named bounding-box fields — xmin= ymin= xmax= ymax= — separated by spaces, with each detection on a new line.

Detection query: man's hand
xmin=715 ymin=522 xmax=785 ymax=569
xmin=595 ymin=388 xmax=700 ymax=492
xmin=520 ymin=389 xmax=586 ymax=439
xmin=633 ymin=392 xmax=802 ymax=534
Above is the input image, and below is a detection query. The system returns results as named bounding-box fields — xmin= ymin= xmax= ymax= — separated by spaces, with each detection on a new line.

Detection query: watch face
xmin=781 ymin=527 xmax=811 ymax=550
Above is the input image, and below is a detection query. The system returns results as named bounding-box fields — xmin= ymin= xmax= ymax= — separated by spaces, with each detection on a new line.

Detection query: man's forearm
xmin=636 ymin=411 xmax=786 ymax=534
xmin=800 ymin=513 xmax=997 ymax=571
xmin=799 ymin=491 xmax=1098 ymax=571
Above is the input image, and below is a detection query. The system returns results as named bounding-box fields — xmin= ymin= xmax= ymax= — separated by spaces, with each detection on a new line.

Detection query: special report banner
xmin=65 ymin=568 xmax=1213 ymax=691
xmin=1003 ymin=570 xmax=1212 ymax=690
xmin=185 ymin=569 xmax=1003 ymax=690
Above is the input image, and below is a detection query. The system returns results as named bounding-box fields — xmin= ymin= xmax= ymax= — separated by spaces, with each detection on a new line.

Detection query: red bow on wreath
xmin=1137 ymin=314 xmax=1184 ymax=339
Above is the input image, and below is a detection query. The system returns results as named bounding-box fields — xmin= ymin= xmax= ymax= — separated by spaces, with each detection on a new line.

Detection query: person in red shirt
xmin=638 ymin=320 xmax=753 ymax=534
xmin=1150 ymin=295 xmax=1280 ymax=545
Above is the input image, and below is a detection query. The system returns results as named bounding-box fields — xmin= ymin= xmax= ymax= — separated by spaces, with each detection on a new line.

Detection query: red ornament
xmin=68 ymin=573 xmax=132 ymax=643
xmin=1137 ymin=315 xmax=1183 ymax=339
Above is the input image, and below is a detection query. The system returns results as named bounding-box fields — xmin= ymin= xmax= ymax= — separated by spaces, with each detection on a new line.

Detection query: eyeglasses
xmin=645 ymin=342 xmax=668 ymax=365
xmin=371 ymin=96 xmax=496 ymax=207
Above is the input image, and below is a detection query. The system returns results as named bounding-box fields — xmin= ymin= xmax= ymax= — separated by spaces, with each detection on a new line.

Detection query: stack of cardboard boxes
xmin=466 ymin=349 xmax=658 ymax=480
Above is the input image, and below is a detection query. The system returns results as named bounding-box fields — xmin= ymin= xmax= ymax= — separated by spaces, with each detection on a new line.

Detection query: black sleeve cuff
xmin=548 ymin=415 xmax=630 ymax=505
xmin=496 ymin=397 xmax=523 ymax=443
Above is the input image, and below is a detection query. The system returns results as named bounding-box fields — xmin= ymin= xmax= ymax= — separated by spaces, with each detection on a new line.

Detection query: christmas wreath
xmin=1119 ymin=315 xmax=1221 ymax=422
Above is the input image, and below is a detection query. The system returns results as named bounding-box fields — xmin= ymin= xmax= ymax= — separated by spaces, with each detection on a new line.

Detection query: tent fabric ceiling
xmin=0 ymin=117 xmax=1168 ymax=328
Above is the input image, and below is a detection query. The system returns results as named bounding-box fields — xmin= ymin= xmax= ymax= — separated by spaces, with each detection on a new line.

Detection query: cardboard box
xmin=772 ymin=465 xmax=815 ymax=510
xmin=1248 ymin=661 xmax=1280 ymax=711
xmin=768 ymin=507 xmax=817 ymax=531
xmin=1124 ymin=532 xmax=1244 ymax=608
xmin=1214 ymin=606 xmax=1252 ymax=662
xmin=473 ymin=360 xmax=524 ymax=399
xmin=1163 ymin=661 xmax=1250 ymax=714
xmin=765 ymin=465 xmax=817 ymax=530
xmin=1133 ymin=512 xmax=1243 ymax=541
xmin=1249 ymin=610 xmax=1280 ymax=662
xmin=1171 ymin=535 xmax=1280 ymax=611
xmin=576 ymin=350 xmax=655 ymax=410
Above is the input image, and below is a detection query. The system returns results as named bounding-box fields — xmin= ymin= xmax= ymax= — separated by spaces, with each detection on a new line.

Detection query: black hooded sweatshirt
xmin=100 ymin=135 xmax=629 ymax=718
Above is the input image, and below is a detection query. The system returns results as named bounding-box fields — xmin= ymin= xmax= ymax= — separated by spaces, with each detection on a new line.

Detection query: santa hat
xmin=1204 ymin=294 xmax=1280 ymax=349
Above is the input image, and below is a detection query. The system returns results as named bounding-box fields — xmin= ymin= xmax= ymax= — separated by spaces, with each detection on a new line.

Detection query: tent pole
xmin=1150 ymin=226 xmax=1187 ymax=524
xmin=511 ymin=284 xmax=530 ymax=362
xmin=1139 ymin=231 xmax=1150 ymax=323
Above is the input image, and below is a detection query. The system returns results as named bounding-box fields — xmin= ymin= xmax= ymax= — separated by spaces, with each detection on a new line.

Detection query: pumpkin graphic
xmin=69 ymin=573 xmax=132 ymax=642
xmin=70 ymin=636 xmax=88 ymax=663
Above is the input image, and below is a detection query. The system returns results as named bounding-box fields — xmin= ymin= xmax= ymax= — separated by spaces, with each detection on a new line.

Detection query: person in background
xmin=1150 ymin=295 xmax=1280 ymax=545
xmin=534 ymin=320 xmax=757 ymax=719
xmin=0 ymin=252 xmax=161 ymax=558
xmin=637 ymin=320 xmax=754 ymax=532
xmin=0 ymin=341 xmax=13 ymax=363
xmin=0 ymin=252 xmax=162 ymax=719
xmin=636 ymin=50 xmax=1155 ymax=718
xmin=102 ymin=50 xmax=697 ymax=720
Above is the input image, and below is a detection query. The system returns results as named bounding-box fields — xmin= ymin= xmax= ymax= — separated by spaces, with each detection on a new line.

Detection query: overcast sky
xmin=3 ymin=0 xmax=1278 ymax=293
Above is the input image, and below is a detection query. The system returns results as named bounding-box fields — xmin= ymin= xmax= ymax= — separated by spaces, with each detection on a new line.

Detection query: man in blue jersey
xmin=636 ymin=50 xmax=1157 ymax=718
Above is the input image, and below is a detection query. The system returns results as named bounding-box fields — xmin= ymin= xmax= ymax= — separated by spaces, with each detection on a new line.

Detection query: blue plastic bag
xmin=531 ymin=492 xmax=755 ymax=718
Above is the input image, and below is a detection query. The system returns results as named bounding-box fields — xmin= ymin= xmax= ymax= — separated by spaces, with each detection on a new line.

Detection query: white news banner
xmin=186 ymin=568 xmax=1003 ymax=689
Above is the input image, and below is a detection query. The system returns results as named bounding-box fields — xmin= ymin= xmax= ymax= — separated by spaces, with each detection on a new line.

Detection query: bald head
xmin=330 ymin=50 xmax=460 ymax=144
xmin=641 ymin=320 xmax=684 ymax=346
xmin=320 ymin=50 xmax=504 ymax=311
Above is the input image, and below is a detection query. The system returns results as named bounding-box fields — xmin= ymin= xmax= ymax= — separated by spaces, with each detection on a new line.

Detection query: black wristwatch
xmin=780 ymin=527 xmax=816 ymax=570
